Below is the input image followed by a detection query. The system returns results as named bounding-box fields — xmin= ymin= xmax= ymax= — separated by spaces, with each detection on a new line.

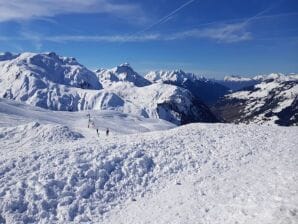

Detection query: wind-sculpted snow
xmin=0 ymin=122 xmax=83 ymax=144
xmin=0 ymin=120 xmax=297 ymax=223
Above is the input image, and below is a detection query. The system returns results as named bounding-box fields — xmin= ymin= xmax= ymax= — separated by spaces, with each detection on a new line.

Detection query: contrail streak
xmin=136 ymin=0 xmax=196 ymax=34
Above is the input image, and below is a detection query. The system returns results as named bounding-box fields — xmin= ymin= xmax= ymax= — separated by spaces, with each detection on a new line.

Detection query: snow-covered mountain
xmin=215 ymin=73 xmax=298 ymax=91
xmin=96 ymin=63 xmax=151 ymax=88
xmin=215 ymin=75 xmax=260 ymax=91
xmin=0 ymin=52 xmax=218 ymax=125
xmin=0 ymin=52 xmax=102 ymax=90
xmin=0 ymin=98 xmax=297 ymax=223
xmin=145 ymin=70 xmax=229 ymax=105
xmin=103 ymin=82 xmax=218 ymax=125
xmin=0 ymin=52 xmax=105 ymax=111
xmin=213 ymin=75 xmax=298 ymax=126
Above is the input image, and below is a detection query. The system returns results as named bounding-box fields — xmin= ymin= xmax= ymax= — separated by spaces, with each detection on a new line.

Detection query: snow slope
xmin=0 ymin=98 xmax=297 ymax=223
xmin=0 ymin=98 xmax=175 ymax=136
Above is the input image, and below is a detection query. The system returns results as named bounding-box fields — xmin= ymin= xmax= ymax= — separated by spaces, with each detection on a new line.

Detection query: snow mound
xmin=0 ymin=122 xmax=83 ymax=144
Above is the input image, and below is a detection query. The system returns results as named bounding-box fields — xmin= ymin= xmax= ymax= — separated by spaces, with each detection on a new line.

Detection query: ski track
xmin=0 ymin=122 xmax=297 ymax=223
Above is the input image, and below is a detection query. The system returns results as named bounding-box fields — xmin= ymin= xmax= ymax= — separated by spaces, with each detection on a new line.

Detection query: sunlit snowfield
xmin=0 ymin=99 xmax=297 ymax=223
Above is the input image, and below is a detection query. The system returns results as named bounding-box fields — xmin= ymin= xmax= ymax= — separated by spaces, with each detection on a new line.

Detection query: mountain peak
xmin=0 ymin=51 xmax=102 ymax=91
xmin=97 ymin=64 xmax=151 ymax=87
xmin=119 ymin=62 xmax=131 ymax=67
xmin=145 ymin=69 xmax=198 ymax=83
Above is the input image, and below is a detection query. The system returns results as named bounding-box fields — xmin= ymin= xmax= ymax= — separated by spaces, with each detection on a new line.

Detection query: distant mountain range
xmin=0 ymin=51 xmax=297 ymax=126
xmin=0 ymin=52 xmax=217 ymax=125
xmin=213 ymin=75 xmax=298 ymax=126
xmin=214 ymin=73 xmax=297 ymax=91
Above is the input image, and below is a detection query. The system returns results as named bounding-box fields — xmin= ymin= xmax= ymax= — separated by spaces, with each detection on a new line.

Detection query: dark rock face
xmin=274 ymin=95 xmax=298 ymax=126
xmin=157 ymin=97 xmax=219 ymax=125
xmin=213 ymin=80 xmax=298 ymax=126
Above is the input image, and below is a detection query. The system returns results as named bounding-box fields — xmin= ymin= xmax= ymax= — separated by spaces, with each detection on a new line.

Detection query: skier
xmin=96 ymin=128 xmax=99 ymax=137
xmin=87 ymin=114 xmax=91 ymax=128
xmin=106 ymin=128 xmax=109 ymax=136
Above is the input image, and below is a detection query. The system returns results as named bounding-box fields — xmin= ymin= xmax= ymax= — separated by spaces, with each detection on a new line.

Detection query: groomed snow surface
xmin=0 ymin=99 xmax=297 ymax=224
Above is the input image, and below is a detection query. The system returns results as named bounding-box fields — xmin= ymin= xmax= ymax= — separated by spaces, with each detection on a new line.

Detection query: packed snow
xmin=0 ymin=98 xmax=297 ymax=223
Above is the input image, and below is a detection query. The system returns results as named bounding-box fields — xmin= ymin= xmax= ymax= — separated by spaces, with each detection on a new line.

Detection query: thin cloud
xmin=6 ymin=24 xmax=251 ymax=43
xmin=0 ymin=0 xmax=141 ymax=22
xmin=45 ymin=34 xmax=161 ymax=42
xmin=169 ymin=23 xmax=252 ymax=43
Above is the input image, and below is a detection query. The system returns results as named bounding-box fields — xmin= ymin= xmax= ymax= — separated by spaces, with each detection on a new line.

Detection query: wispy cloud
xmin=169 ymin=23 xmax=252 ymax=43
xmin=2 ymin=23 xmax=250 ymax=44
xmin=45 ymin=34 xmax=161 ymax=43
xmin=0 ymin=0 xmax=141 ymax=22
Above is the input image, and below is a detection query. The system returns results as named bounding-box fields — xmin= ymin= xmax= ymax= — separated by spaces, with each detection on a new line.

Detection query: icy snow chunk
xmin=78 ymin=183 xmax=95 ymax=199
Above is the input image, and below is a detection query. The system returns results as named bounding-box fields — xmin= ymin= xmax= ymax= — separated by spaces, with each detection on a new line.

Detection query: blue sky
xmin=0 ymin=0 xmax=297 ymax=78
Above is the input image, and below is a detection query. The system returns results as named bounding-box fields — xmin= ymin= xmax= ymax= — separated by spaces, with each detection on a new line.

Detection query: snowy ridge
xmin=220 ymin=73 xmax=298 ymax=91
xmin=0 ymin=99 xmax=297 ymax=223
xmin=224 ymin=73 xmax=298 ymax=82
xmin=223 ymin=75 xmax=254 ymax=82
xmin=145 ymin=69 xmax=198 ymax=83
